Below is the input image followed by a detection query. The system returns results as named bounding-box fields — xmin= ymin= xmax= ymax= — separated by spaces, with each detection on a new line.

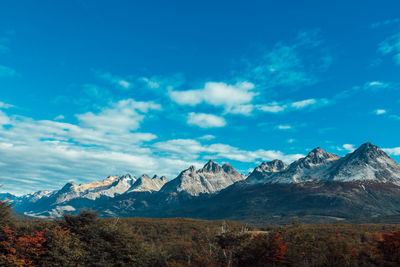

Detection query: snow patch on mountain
xmin=127 ymin=174 xmax=168 ymax=192
xmin=161 ymin=160 xmax=244 ymax=196
xmin=246 ymin=143 xmax=400 ymax=185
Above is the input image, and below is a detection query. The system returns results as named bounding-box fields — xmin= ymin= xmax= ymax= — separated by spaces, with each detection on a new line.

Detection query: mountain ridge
xmin=3 ymin=142 xmax=400 ymax=223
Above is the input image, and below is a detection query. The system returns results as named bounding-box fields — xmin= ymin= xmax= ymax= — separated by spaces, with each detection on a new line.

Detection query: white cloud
xmin=0 ymin=99 xmax=308 ymax=195
xmin=139 ymin=77 xmax=160 ymax=89
xmin=0 ymin=110 xmax=10 ymax=126
xmin=169 ymin=89 xmax=203 ymax=106
xmin=375 ymin=109 xmax=387 ymax=115
xmin=255 ymin=98 xmax=330 ymax=114
xmin=0 ymin=65 xmax=16 ymax=77
xmin=0 ymin=101 xmax=13 ymax=109
xmin=153 ymin=138 xmax=304 ymax=163
xmin=228 ymin=104 xmax=254 ymax=116
xmin=256 ymin=102 xmax=287 ymax=113
xmin=118 ymin=80 xmax=131 ymax=89
xmin=54 ymin=115 xmax=65 ymax=120
xmin=0 ymin=99 xmax=167 ymax=194
xmin=277 ymin=125 xmax=292 ymax=130
xmin=383 ymin=147 xmax=400 ymax=156
xmin=291 ymin=98 xmax=316 ymax=108
xmin=187 ymin=112 xmax=226 ymax=128
xmin=342 ymin=144 xmax=355 ymax=152
xmin=94 ymin=70 xmax=133 ymax=89
xmin=198 ymin=134 xmax=216 ymax=140
xmin=359 ymin=81 xmax=391 ymax=91
xmin=169 ymin=81 xmax=257 ymax=114
xmin=77 ymin=99 xmax=161 ymax=133
xmin=378 ymin=33 xmax=400 ymax=65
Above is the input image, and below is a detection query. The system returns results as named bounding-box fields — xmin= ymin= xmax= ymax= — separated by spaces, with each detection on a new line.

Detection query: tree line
xmin=1 ymin=200 xmax=400 ymax=266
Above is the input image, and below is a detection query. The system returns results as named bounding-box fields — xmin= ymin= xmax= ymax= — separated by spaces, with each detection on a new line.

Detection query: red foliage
xmin=0 ymin=226 xmax=47 ymax=266
xmin=267 ymin=233 xmax=287 ymax=263
xmin=376 ymin=231 xmax=400 ymax=263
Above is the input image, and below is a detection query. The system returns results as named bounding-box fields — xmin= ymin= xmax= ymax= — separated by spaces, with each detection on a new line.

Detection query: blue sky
xmin=1 ymin=0 xmax=400 ymax=195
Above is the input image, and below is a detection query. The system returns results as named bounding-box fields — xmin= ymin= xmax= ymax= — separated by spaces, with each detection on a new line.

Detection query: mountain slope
xmin=246 ymin=159 xmax=288 ymax=184
xmin=7 ymin=142 xmax=400 ymax=224
xmin=326 ymin=142 xmax=400 ymax=184
xmin=160 ymin=160 xmax=244 ymax=196
xmin=127 ymin=174 xmax=168 ymax=192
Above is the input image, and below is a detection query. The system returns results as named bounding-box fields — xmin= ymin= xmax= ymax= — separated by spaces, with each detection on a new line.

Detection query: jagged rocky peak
xmin=59 ymin=181 xmax=77 ymax=192
xmin=287 ymin=147 xmax=339 ymax=170
xmin=257 ymin=159 xmax=287 ymax=173
xmin=161 ymin=160 xmax=244 ymax=196
xmin=127 ymin=173 xmax=168 ymax=192
xmin=246 ymin=160 xmax=288 ymax=184
xmin=350 ymin=142 xmax=389 ymax=162
xmin=326 ymin=142 xmax=400 ymax=184
xmin=306 ymin=147 xmax=340 ymax=164
xmin=120 ymin=173 xmax=135 ymax=180
xmin=139 ymin=174 xmax=151 ymax=179
xmin=222 ymin=163 xmax=237 ymax=174
xmin=188 ymin=165 xmax=196 ymax=172
xmin=152 ymin=175 xmax=168 ymax=182
xmin=201 ymin=160 xmax=223 ymax=173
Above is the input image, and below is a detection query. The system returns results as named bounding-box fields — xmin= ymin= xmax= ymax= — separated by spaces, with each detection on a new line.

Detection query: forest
xmin=1 ymin=200 xmax=400 ymax=266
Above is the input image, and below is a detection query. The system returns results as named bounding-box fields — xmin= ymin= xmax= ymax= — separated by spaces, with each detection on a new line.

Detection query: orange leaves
xmin=267 ymin=233 xmax=287 ymax=263
xmin=0 ymin=226 xmax=46 ymax=266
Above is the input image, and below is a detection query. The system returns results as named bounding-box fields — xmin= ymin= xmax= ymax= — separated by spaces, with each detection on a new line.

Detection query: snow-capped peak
xmin=161 ymin=160 xmax=244 ymax=196
xmin=327 ymin=142 xmax=400 ymax=184
xmin=201 ymin=160 xmax=223 ymax=173
xmin=302 ymin=147 xmax=340 ymax=165
xmin=246 ymin=160 xmax=288 ymax=184
xmin=127 ymin=173 xmax=168 ymax=192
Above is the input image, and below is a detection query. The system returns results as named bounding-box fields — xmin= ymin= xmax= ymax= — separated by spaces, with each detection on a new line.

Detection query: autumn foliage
xmin=1 ymin=200 xmax=400 ymax=266
xmin=0 ymin=226 xmax=46 ymax=266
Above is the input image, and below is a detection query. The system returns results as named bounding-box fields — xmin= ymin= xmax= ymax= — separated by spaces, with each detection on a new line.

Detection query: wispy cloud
xmin=77 ymin=99 xmax=161 ymax=133
xmin=0 ymin=98 xmax=305 ymax=195
xmin=371 ymin=18 xmax=400 ymax=29
xmin=198 ymin=134 xmax=215 ymax=140
xmin=256 ymin=102 xmax=287 ymax=113
xmin=0 ymin=101 xmax=13 ymax=109
xmin=153 ymin=138 xmax=304 ymax=164
xmin=0 ymin=65 xmax=17 ymax=77
xmin=0 ymin=100 xmax=165 ymax=194
xmin=0 ymin=37 xmax=10 ymax=54
xmin=256 ymin=98 xmax=330 ymax=114
xmin=54 ymin=115 xmax=65 ymax=120
xmin=383 ymin=147 xmax=400 ymax=156
xmin=354 ymin=81 xmax=393 ymax=91
xmin=378 ymin=32 xmax=400 ymax=65
xmin=276 ymin=124 xmax=292 ymax=130
xmin=241 ymin=30 xmax=331 ymax=90
xmin=187 ymin=112 xmax=226 ymax=128
xmin=94 ymin=70 xmax=133 ymax=89
xmin=374 ymin=109 xmax=387 ymax=115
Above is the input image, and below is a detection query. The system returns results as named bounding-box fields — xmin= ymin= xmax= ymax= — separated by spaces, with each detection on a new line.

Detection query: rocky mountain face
xmin=161 ymin=160 xmax=244 ymax=196
xmin=127 ymin=174 xmax=168 ymax=192
xmin=325 ymin=142 xmax=400 ymax=183
xmin=246 ymin=159 xmax=288 ymax=184
xmin=246 ymin=147 xmax=341 ymax=184
xmin=246 ymin=142 xmax=400 ymax=186
xmin=4 ymin=142 xmax=400 ymax=223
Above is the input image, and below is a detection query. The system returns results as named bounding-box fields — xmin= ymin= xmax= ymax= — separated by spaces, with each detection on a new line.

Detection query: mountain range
xmin=3 ymin=142 xmax=400 ymax=224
